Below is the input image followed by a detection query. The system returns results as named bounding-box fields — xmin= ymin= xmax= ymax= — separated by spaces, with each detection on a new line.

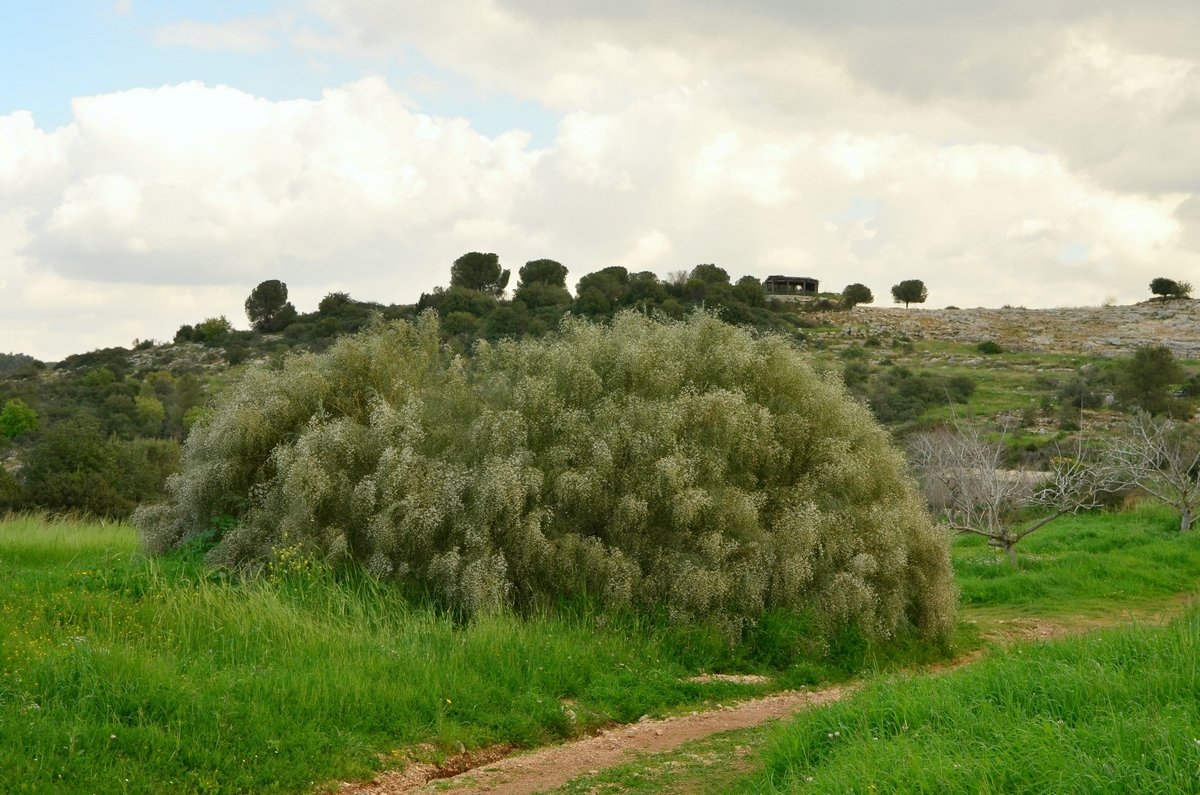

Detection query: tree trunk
xmin=1181 ymin=505 xmax=1194 ymax=532
xmin=1004 ymin=540 xmax=1018 ymax=568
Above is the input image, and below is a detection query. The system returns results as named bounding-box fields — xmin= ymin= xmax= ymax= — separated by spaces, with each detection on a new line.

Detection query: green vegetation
xmin=0 ymin=397 xmax=38 ymax=439
xmin=450 ymin=250 xmax=510 ymax=296
xmin=1115 ymin=345 xmax=1186 ymax=415
xmin=555 ymin=502 xmax=1200 ymax=793
xmin=136 ymin=312 xmax=956 ymax=641
xmin=0 ymin=515 xmax=930 ymax=793
xmin=244 ymin=279 xmax=298 ymax=333
xmin=7 ymin=245 xmax=1194 ymax=522
xmin=4 ymin=502 xmax=1199 ymax=792
xmin=953 ymin=502 xmax=1200 ymax=614
xmin=750 ymin=606 xmax=1199 ymax=794
xmin=975 ymin=340 xmax=1003 ymax=355
xmin=1150 ymin=276 xmax=1192 ymax=300
xmin=890 ymin=279 xmax=927 ymax=307
xmin=841 ymin=283 xmax=873 ymax=308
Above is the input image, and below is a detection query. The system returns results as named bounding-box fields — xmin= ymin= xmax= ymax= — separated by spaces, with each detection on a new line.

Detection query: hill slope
xmin=816 ymin=299 xmax=1200 ymax=357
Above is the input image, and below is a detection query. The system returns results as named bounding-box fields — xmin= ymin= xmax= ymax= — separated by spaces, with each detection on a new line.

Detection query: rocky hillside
xmin=817 ymin=300 xmax=1200 ymax=358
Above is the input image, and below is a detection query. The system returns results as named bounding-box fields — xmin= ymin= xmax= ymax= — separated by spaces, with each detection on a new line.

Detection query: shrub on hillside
xmin=135 ymin=313 xmax=956 ymax=641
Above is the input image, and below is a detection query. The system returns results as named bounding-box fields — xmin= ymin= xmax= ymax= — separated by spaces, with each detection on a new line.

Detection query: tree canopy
xmin=450 ymin=252 xmax=510 ymax=296
xmin=0 ymin=398 xmax=37 ymax=439
xmin=1115 ymin=346 xmax=1185 ymax=415
xmin=891 ymin=279 xmax=928 ymax=307
xmin=843 ymin=283 xmax=874 ymax=308
xmin=514 ymin=259 xmax=571 ymax=310
xmin=517 ymin=259 xmax=568 ymax=289
xmin=1150 ymin=277 xmax=1192 ymax=300
xmin=245 ymin=280 xmax=298 ymax=332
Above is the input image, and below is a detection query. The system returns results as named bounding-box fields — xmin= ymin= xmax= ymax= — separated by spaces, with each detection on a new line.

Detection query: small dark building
xmin=763 ymin=275 xmax=819 ymax=295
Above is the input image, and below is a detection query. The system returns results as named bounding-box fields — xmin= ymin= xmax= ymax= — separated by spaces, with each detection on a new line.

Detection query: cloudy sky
xmin=3 ymin=1 xmax=1199 ymax=360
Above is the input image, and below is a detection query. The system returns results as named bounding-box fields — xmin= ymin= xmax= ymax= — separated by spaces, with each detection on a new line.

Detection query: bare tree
xmin=911 ymin=422 xmax=1117 ymax=566
xmin=1106 ymin=413 xmax=1200 ymax=532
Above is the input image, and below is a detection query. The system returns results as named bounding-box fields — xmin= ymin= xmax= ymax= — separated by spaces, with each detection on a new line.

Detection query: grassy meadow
xmin=0 ymin=514 xmax=873 ymax=794
xmin=735 ymin=502 xmax=1200 ymax=794
xmin=553 ymin=502 xmax=1200 ymax=794
xmin=2 ymin=502 xmax=1197 ymax=793
xmin=745 ymin=607 xmax=1200 ymax=793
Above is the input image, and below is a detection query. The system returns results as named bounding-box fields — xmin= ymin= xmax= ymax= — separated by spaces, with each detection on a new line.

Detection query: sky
xmin=2 ymin=1 xmax=1199 ymax=361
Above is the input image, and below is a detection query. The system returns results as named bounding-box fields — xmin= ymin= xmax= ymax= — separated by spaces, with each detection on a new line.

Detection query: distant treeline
xmin=1 ymin=256 xmax=827 ymax=518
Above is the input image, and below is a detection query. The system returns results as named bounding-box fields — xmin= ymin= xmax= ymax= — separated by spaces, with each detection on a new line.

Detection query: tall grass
xmin=734 ymin=501 xmax=1200 ymax=793
xmin=0 ymin=516 xmax=891 ymax=793
xmin=955 ymin=501 xmax=1200 ymax=615
xmin=6 ymin=504 xmax=1196 ymax=792
xmin=749 ymin=606 xmax=1200 ymax=793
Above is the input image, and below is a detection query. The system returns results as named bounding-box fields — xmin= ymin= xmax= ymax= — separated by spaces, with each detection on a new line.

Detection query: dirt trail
xmin=339 ymin=604 xmax=1189 ymax=795
xmin=341 ymin=686 xmax=852 ymax=795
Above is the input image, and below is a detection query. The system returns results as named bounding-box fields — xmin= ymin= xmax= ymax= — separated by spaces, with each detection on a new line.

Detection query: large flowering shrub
xmin=136 ymin=312 xmax=955 ymax=640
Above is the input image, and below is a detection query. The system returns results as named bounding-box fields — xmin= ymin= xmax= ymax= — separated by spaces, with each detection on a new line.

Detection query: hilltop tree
xmin=843 ymin=283 xmax=874 ymax=308
xmin=245 ymin=280 xmax=298 ymax=332
xmin=689 ymin=263 xmax=731 ymax=286
xmin=195 ymin=316 xmax=234 ymax=344
xmin=734 ymin=275 xmax=766 ymax=307
xmin=318 ymin=291 xmax=353 ymax=314
xmin=891 ymin=279 xmax=928 ymax=308
xmin=514 ymin=259 xmax=572 ymax=309
xmin=451 ymin=252 xmax=510 ymax=296
xmin=517 ymin=259 xmax=568 ymax=289
xmin=1150 ymin=277 xmax=1192 ymax=301
xmin=574 ymin=266 xmax=631 ymax=316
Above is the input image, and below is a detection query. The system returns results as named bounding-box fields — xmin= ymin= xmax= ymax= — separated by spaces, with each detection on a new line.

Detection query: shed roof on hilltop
xmin=763 ymin=275 xmax=819 ymax=293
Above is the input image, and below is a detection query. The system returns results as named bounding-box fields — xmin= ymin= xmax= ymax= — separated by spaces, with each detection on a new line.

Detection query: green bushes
xmin=136 ymin=313 xmax=956 ymax=641
xmin=975 ymin=340 xmax=1003 ymax=355
xmin=13 ymin=418 xmax=180 ymax=518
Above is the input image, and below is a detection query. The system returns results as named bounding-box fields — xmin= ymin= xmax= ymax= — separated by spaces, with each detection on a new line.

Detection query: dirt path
xmin=341 ymin=685 xmax=852 ymax=795
xmin=339 ymin=602 xmax=1189 ymax=795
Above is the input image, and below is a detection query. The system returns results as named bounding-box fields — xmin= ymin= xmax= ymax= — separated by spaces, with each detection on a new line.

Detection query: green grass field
xmin=2 ymin=502 xmax=1197 ymax=793
xmin=747 ymin=606 xmax=1200 ymax=793
xmin=0 ymin=515 xmax=879 ymax=793
xmin=955 ymin=502 xmax=1200 ymax=616
xmin=554 ymin=502 xmax=1200 ymax=794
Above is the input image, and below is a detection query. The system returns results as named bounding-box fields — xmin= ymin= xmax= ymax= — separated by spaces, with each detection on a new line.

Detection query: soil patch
xmin=683 ymin=673 xmax=771 ymax=685
xmin=341 ymin=686 xmax=851 ymax=795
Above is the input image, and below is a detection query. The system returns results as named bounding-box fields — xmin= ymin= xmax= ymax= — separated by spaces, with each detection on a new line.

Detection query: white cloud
xmin=5 ymin=1 xmax=1200 ymax=359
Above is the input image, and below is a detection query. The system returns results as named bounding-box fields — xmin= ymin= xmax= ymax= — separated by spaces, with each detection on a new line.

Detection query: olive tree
xmin=842 ymin=283 xmax=874 ymax=308
xmin=136 ymin=312 xmax=957 ymax=643
xmin=911 ymin=422 xmax=1117 ymax=566
xmin=891 ymin=279 xmax=928 ymax=308
xmin=1106 ymin=413 xmax=1200 ymax=532
xmin=1150 ymin=277 xmax=1192 ymax=301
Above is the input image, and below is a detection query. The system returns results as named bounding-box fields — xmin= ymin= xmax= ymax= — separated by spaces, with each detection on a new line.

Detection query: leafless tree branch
xmin=1104 ymin=412 xmax=1200 ymax=532
xmin=911 ymin=421 xmax=1114 ymax=566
